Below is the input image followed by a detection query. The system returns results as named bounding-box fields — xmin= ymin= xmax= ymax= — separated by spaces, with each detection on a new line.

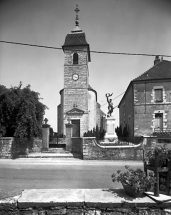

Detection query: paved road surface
xmin=0 ymin=159 xmax=143 ymax=199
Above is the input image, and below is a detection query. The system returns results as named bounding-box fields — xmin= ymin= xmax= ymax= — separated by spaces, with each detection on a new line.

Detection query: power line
xmin=0 ymin=40 xmax=62 ymax=50
xmin=100 ymin=92 xmax=125 ymax=108
xmin=0 ymin=40 xmax=171 ymax=58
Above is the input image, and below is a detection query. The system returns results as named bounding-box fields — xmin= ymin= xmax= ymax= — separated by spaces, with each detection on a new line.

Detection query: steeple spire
xmin=72 ymin=4 xmax=82 ymax=33
xmin=75 ymin=4 xmax=80 ymax=27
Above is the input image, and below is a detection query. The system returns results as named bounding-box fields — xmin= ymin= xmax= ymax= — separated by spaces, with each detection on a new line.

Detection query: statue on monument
xmin=105 ymin=93 xmax=114 ymax=117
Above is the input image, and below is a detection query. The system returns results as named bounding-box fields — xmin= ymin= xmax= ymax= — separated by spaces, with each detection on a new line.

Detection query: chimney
xmin=154 ymin=55 xmax=160 ymax=65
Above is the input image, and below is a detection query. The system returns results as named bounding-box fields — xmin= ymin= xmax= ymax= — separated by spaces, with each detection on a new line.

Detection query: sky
xmin=0 ymin=0 xmax=171 ymax=132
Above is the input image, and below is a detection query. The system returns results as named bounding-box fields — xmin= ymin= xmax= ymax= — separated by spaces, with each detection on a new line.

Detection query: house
xmin=118 ymin=56 xmax=171 ymax=137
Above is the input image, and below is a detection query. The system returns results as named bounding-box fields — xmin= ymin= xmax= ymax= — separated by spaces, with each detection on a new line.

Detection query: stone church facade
xmin=57 ymin=9 xmax=105 ymax=137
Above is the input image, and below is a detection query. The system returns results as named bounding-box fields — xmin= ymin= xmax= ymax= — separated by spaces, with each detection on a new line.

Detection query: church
xmin=57 ymin=6 xmax=105 ymax=137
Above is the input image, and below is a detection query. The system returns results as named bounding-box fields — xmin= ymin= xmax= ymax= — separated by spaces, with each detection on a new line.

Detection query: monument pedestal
xmin=104 ymin=116 xmax=117 ymax=142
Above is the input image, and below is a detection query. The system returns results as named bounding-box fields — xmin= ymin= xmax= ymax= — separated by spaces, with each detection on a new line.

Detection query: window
xmin=155 ymin=113 xmax=163 ymax=131
xmin=73 ymin=53 xmax=78 ymax=64
xmin=154 ymin=89 xmax=163 ymax=102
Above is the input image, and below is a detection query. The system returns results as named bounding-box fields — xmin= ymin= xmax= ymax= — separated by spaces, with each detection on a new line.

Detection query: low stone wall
xmin=0 ymin=137 xmax=14 ymax=158
xmin=81 ymin=137 xmax=161 ymax=160
xmin=31 ymin=138 xmax=43 ymax=153
xmin=82 ymin=137 xmax=143 ymax=160
xmin=1 ymin=189 xmax=171 ymax=215
xmin=71 ymin=137 xmax=82 ymax=154
xmin=0 ymin=137 xmax=43 ymax=159
xmin=14 ymin=138 xmax=43 ymax=155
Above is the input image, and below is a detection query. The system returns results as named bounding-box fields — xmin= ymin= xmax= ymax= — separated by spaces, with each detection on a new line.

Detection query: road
xmin=0 ymin=158 xmax=143 ymax=190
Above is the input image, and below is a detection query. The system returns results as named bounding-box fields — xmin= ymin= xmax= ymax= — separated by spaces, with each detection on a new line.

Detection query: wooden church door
xmin=71 ymin=120 xmax=80 ymax=137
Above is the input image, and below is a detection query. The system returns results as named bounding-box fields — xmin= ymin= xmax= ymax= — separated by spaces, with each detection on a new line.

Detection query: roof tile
xmin=133 ymin=60 xmax=171 ymax=81
xmin=63 ymin=33 xmax=88 ymax=46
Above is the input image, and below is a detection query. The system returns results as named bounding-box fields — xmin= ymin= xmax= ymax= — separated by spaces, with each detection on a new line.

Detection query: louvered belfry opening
xmin=73 ymin=53 xmax=78 ymax=64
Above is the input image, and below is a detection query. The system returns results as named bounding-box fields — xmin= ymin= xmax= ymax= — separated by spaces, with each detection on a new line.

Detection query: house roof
xmin=133 ymin=60 xmax=171 ymax=81
xmin=118 ymin=59 xmax=171 ymax=108
xmin=62 ymin=32 xmax=91 ymax=62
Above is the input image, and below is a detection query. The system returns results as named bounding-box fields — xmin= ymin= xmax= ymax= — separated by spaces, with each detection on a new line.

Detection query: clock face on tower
xmin=72 ymin=73 xmax=79 ymax=81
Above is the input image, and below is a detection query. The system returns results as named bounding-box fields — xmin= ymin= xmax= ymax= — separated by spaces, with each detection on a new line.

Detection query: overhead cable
xmin=0 ymin=40 xmax=171 ymax=57
xmin=89 ymin=91 xmax=125 ymax=113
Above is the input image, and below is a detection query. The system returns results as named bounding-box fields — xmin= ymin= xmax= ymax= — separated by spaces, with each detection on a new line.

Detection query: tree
xmin=115 ymin=124 xmax=130 ymax=138
xmin=0 ymin=83 xmax=47 ymax=139
xmin=115 ymin=125 xmax=123 ymax=138
xmin=123 ymin=124 xmax=130 ymax=137
xmin=83 ymin=125 xmax=106 ymax=139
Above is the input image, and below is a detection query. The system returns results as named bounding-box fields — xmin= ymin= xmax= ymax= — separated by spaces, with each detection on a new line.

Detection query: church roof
xmin=88 ymin=84 xmax=95 ymax=91
xmin=88 ymin=85 xmax=97 ymax=101
xmin=62 ymin=33 xmax=91 ymax=62
xmin=133 ymin=60 xmax=171 ymax=81
xmin=63 ymin=33 xmax=88 ymax=46
xmin=59 ymin=85 xmax=97 ymax=101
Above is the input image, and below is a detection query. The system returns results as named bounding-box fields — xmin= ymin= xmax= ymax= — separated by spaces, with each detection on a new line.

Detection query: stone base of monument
xmin=104 ymin=116 xmax=117 ymax=143
xmin=104 ymin=136 xmax=118 ymax=143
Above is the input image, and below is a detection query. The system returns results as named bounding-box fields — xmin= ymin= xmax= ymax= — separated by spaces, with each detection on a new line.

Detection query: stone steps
xmin=18 ymin=148 xmax=82 ymax=159
xmin=42 ymin=148 xmax=69 ymax=154
xmin=18 ymin=153 xmax=82 ymax=159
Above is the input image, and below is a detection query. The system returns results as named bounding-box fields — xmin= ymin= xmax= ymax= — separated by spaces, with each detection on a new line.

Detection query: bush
xmin=0 ymin=83 xmax=47 ymax=140
xmin=83 ymin=125 xmax=106 ymax=139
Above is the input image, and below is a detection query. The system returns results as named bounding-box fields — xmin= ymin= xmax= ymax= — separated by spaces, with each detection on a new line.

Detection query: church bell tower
xmin=58 ymin=5 xmax=91 ymax=137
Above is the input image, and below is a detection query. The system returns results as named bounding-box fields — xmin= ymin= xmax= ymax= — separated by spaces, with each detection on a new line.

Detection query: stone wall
xmin=0 ymin=137 xmax=43 ymax=159
xmin=119 ymin=80 xmax=171 ymax=137
xmin=88 ymin=90 xmax=96 ymax=130
xmin=31 ymin=138 xmax=43 ymax=153
xmin=1 ymin=189 xmax=171 ymax=215
xmin=134 ymin=81 xmax=171 ymax=136
xmin=119 ymin=83 xmax=134 ymax=136
xmin=0 ymin=137 xmax=14 ymax=158
xmin=82 ymin=137 xmax=143 ymax=160
xmin=1 ymin=203 xmax=170 ymax=215
xmin=63 ymin=45 xmax=89 ymax=137
xmin=81 ymin=136 xmax=162 ymax=160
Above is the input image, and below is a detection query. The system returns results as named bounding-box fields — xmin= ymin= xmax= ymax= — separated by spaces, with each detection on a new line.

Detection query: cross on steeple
xmin=74 ymin=4 xmax=80 ymax=14
xmin=72 ymin=4 xmax=82 ymax=33
xmin=74 ymin=4 xmax=80 ymax=27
